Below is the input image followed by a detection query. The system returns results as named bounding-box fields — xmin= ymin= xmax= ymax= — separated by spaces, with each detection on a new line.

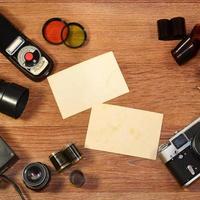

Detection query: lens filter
xmin=62 ymin=23 xmax=87 ymax=48
xmin=42 ymin=18 xmax=87 ymax=48
xmin=42 ymin=18 xmax=69 ymax=45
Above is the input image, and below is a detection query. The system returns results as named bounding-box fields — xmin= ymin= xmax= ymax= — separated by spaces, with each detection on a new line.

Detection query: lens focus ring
xmin=192 ymin=132 xmax=200 ymax=156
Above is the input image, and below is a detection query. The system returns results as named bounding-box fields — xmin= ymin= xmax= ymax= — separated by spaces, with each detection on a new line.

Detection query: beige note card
xmin=85 ymin=104 xmax=163 ymax=160
xmin=48 ymin=52 xmax=129 ymax=119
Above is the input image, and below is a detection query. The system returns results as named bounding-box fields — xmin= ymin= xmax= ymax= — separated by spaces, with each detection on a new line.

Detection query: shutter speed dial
xmin=17 ymin=46 xmax=41 ymax=68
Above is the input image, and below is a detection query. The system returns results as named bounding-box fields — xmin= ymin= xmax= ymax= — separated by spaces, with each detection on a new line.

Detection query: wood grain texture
xmin=3 ymin=0 xmax=142 ymax=2
xmin=1 ymin=2 xmax=200 ymax=200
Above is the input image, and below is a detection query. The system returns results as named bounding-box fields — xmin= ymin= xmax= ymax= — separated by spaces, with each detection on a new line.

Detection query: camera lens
xmin=23 ymin=162 xmax=51 ymax=191
xmin=0 ymin=80 xmax=29 ymax=118
xmin=192 ymin=132 xmax=200 ymax=156
xmin=27 ymin=166 xmax=43 ymax=182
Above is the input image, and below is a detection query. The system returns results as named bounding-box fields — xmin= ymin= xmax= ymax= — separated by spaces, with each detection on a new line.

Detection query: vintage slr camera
xmin=159 ymin=117 xmax=200 ymax=187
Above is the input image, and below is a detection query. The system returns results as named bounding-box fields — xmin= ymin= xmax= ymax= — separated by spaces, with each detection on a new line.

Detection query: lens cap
xmin=42 ymin=18 xmax=69 ymax=45
xmin=0 ymin=80 xmax=29 ymax=118
xmin=70 ymin=170 xmax=85 ymax=187
xmin=62 ymin=23 xmax=87 ymax=48
xmin=23 ymin=162 xmax=51 ymax=191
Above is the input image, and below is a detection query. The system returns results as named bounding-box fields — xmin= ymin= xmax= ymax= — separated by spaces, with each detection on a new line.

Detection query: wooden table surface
xmin=1 ymin=1 xmax=200 ymax=200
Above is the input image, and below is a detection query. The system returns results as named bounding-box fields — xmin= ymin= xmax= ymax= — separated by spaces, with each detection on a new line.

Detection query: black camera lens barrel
xmin=22 ymin=162 xmax=51 ymax=191
xmin=0 ymin=80 xmax=29 ymax=118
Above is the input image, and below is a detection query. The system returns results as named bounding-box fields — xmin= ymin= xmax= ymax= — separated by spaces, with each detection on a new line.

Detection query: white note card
xmin=85 ymin=104 xmax=163 ymax=160
xmin=48 ymin=52 xmax=129 ymax=119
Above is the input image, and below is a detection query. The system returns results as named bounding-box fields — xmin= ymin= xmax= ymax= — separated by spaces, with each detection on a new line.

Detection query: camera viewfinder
xmin=172 ymin=134 xmax=188 ymax=149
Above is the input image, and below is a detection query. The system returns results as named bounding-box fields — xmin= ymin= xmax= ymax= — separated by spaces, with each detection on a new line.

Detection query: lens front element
xmin=23 ymin=162 xmax=50 ymax=191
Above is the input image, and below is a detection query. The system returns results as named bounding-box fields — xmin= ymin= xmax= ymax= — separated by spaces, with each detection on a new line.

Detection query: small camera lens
xmin=23 ymin=162 xmax=51 ymax=191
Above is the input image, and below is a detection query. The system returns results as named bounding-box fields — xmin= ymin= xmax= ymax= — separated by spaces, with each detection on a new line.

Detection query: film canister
xmin=157 ymin=19 xmax=172 ymax=40
xmin=0 ymin=80 xmax=29 ymax=118
xmin=157 ymin=17 xmax=186 ymax=40
xmin=170 ymin=17 xmax=186 ymax=40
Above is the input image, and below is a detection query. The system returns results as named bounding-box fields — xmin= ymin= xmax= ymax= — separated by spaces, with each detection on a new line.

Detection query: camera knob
xmin=25 ymin=52 xmax=33 ymax=61
xmin=158 ymin=143 xmax=169 ymax=152
xmin=192 ymin=132 xmax=200 ymax=156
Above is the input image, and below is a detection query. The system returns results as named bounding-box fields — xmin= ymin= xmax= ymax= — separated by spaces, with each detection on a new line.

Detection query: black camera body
xmin=159 ymin=118 xmax=200 ymax=186
xmin=0 ymin=137 xmax=18 ymax=175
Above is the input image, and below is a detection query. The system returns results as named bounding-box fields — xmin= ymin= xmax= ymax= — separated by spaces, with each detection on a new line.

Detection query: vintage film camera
xmin=159 ymin=117 xmax=200 ymax=186
xmin=0 ymin=137 xmax=18 ymax=175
